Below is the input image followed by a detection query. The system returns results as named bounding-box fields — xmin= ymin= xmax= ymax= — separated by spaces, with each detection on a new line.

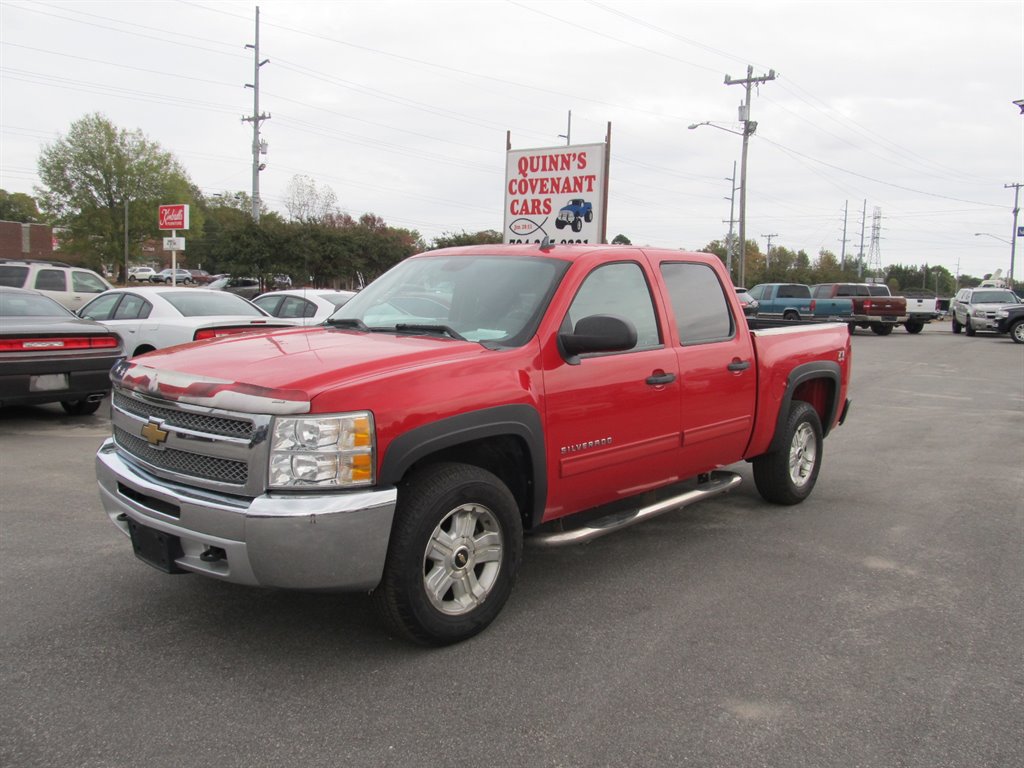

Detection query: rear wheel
xmin=783 ymin=310 xmax=799 ymax=321
xmin=905 ymin=321 xmax=924 ymax=334
xmin=753 ymin=401 xmax=823 ymax=505
xmin=1010 ymin=319 xmax=1024 ymax=344
xmin=951 ymin=316 xmax=962 ymax=334
xmin=372 ymin=463 xmax=523 ymax=645
xmin=60 ymin=398 xmax=101 ymax=416
xmin=871 ymin=324 xmax=893 ymax=336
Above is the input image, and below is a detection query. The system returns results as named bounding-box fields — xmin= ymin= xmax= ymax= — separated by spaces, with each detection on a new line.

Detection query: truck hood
xmin=111 ymin=326 xmax=487 ymax=414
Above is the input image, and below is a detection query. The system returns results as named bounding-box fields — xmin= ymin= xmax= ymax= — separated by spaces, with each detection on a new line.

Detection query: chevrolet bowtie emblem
xmin=141 ymin=420 xmax=169 ymax=447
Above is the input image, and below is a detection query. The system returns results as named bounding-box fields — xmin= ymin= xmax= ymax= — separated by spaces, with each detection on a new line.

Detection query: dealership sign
xmin=158 ymin=204 xmax=190 ymax=231
xmin=503 ymin=142 xmax=607 ymax=245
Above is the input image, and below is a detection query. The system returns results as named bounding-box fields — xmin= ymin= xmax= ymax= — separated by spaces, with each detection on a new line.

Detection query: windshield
xmin=972 ymin=290 xmax=1019 ymax=304
xmin=328 ymin=254 xmax=568 ymax=346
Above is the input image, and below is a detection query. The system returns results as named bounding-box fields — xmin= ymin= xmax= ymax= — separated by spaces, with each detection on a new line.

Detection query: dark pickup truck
xmin=812 ymin=282 xmax=908 ymax=335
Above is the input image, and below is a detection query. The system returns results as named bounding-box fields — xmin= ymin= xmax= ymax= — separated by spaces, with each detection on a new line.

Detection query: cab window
xmin=565 ymin=262 xmax=661 ymax=350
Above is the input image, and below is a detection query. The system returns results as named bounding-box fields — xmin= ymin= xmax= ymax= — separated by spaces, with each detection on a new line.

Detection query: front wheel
xmin=571 ymin=217 xmax=583 ymax=233
xmin=372 ymin=463 xmax=523 ymax=645
xmin=1009 ymin=319 xmax=1024 ymax=344
xmin=965 ymin=319 xmax=976 ymax=337
xmin=752 ymin=401 xmax=823 ymax=505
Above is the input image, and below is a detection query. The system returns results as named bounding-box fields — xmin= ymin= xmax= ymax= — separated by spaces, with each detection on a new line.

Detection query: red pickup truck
xmin=811 ymin=282 xmax=908 ymax=335
xmin=96 ymin=244 xmax=852 ymax=645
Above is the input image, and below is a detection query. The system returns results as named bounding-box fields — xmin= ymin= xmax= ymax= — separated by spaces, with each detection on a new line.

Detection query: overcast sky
xmin=1 ymin=0 xmax=1022 ymax=280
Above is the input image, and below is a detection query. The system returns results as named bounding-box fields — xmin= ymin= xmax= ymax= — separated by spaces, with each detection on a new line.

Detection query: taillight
xmin=863 ymin=299 xmax=873 ymax=310
xmin=0 ymin=336 xmax=120 ymax=352
xmin=193 ymin=325 xmax=269 ymax=341
xmin=809 ymin=299 xmax=816 ymax=312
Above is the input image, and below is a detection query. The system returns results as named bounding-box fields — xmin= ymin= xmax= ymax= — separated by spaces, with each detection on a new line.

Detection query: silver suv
xmin=0 ymin=259 xmax=112 ymax=311
xmin=950 ymin=287 xmax=1022 ymax=336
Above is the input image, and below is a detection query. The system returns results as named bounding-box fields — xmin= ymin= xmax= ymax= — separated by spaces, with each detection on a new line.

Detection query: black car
xmin=995 ymin=304 xmax=1024 ymax=344
xmin=0 ymin=286 xmax=123 ymax=414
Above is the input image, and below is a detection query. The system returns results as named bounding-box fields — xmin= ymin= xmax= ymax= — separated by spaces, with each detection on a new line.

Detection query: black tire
xmin=951 ymin=316 xmax=962 ymax=334
xmin=555 ymin=220 xmax=565 ymax=230
xmin=752 ymin=401 xmax=823 ymax=506
xmin=584 ymin=210 xmax=593 ymax=223
xmin=372 ymin=463 xmax=523 ymax=646
xmin=905 ymin=321 xmax=924 ymax=334
xmin=871 ymin=324 xmax=893 ymax=336
xmin=571 ymin=217 xmax=583 ymax=233
xmin=60 ymin=398 xmax=101 ymax=416
xmin=847 ymin=323 xmax=857 ymax=335
xmin=965 ymin=318 xmax=976 ymax=337
xmin=128 ymin=275 xmax=137 ymax=282
xmin=1010 ymin=319 xmax=1024 ymax=344
xmin=783 ymin=310 xmax=799 ymax=321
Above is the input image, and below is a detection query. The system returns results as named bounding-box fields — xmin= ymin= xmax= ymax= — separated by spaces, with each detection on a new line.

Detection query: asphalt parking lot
xmin=1 ymin=320 xmax=1022 ymax=768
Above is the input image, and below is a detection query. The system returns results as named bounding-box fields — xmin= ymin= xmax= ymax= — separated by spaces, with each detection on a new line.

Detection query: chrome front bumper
xmin=96 ymin=438 xmax=397 ymax=591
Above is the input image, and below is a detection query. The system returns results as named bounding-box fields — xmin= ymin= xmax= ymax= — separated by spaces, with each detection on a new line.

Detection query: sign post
xmin=158 ymin=205 xmax=190 ymax=286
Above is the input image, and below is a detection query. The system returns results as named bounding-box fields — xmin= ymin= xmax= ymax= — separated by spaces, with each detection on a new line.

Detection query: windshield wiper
xmin=394 ymin=323 xmax=467 ymax=341
xmin=325 ymin=317 xmax=369 ymax=331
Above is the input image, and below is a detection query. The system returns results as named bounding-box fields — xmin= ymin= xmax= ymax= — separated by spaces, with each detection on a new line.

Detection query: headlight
xmin=971 ymin=308 xmax=984 ymax=317
xmin=995 ymin=309 xmax=1008 ymax=318
xmin=269 ymin=412 xmax=374 ymax=488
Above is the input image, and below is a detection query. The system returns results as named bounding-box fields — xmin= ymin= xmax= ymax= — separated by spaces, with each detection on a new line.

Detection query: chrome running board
xmin=530 ymin=470 xmax=742 ymax=547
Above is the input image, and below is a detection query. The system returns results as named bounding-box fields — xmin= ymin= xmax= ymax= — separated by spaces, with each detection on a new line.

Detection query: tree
xmin=35 ymin=113 xmax=198 ymax=280
xmin=611 ymin=234 xmax=631 ymax=245
xmin=283 ymin=174 xmax=338 ymax=224
xmin=0 ymin=190 xmax=42 ymax=223
xmin=431 ymin=230 xmax=502 ymax=249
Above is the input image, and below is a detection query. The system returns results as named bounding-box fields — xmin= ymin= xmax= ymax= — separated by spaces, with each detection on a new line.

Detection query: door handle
xmin=646 ymin=372 xmax=676 ymax=386
xmin=727 ymin=359 xmax=751 ymax=372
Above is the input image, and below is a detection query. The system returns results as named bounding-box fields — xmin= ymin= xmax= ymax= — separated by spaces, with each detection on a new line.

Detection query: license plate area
xmin=127 ymin=519 xmax=186 ymax=573
xmin=29 ymin=373 xmax=69 ymax=392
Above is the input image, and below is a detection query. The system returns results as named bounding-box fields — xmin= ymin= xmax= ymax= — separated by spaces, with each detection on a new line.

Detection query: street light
xmin=689 ymin=120 xmax=757 ymax=287
xmin=974 ymin=232 xmax=1012 ymax=244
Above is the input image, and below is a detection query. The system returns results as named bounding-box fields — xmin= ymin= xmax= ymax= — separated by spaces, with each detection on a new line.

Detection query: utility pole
xmin=840 ymin=200 xmax=849 ymax=268
xmin=1006 ymin=182 xmax=1021 ymax=285
xmin=242 ymin=6 xmax=271 ymax=223
xmin=558 ymin=110 xmax=572 ymax=146
xmin=857 ymin=199 xmax=867 ymax=277
xmin=725 ymin=65 xmax=776 ymax=289
xmin=723 ymin=161 xmax=738 ymax=282
xmin=762 ymin=232 xmax=778 ymax=271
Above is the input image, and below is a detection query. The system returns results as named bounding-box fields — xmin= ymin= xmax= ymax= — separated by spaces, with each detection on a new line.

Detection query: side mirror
xmin=559 ymin=314 xmax=637 ymax=364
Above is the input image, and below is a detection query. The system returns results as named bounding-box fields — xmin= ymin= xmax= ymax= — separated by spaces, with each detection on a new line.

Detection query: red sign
xmin=158 ymin=204 xmax=189 ymax=230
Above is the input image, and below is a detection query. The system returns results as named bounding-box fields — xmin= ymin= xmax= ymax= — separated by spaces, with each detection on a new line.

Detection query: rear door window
xmin=661 ymin=262 xmax=735 ymax=345
xmin=33 ymin=269 xmax=67 ymax=291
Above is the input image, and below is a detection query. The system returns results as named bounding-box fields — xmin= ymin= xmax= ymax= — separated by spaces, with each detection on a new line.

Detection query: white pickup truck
xmin=897 ymin=289 xmax=943 ymax=333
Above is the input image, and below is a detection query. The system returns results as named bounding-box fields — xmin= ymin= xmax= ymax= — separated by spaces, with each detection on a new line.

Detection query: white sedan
xmin=79 ymin=287 xmax=292 ymax=357
xmin=252 ymin=288 xmax=357 ymax=325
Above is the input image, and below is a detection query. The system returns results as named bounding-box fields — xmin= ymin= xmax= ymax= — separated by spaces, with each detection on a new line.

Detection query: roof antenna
xmin=539 ymin=236 xmax=555 ymax=252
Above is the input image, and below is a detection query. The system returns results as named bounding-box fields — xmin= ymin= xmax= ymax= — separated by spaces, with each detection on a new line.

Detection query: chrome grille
xmin=113 ymin=390 xmax=254 ymax=439
xmin=114 ymin=426 xmax=248 ymax=485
